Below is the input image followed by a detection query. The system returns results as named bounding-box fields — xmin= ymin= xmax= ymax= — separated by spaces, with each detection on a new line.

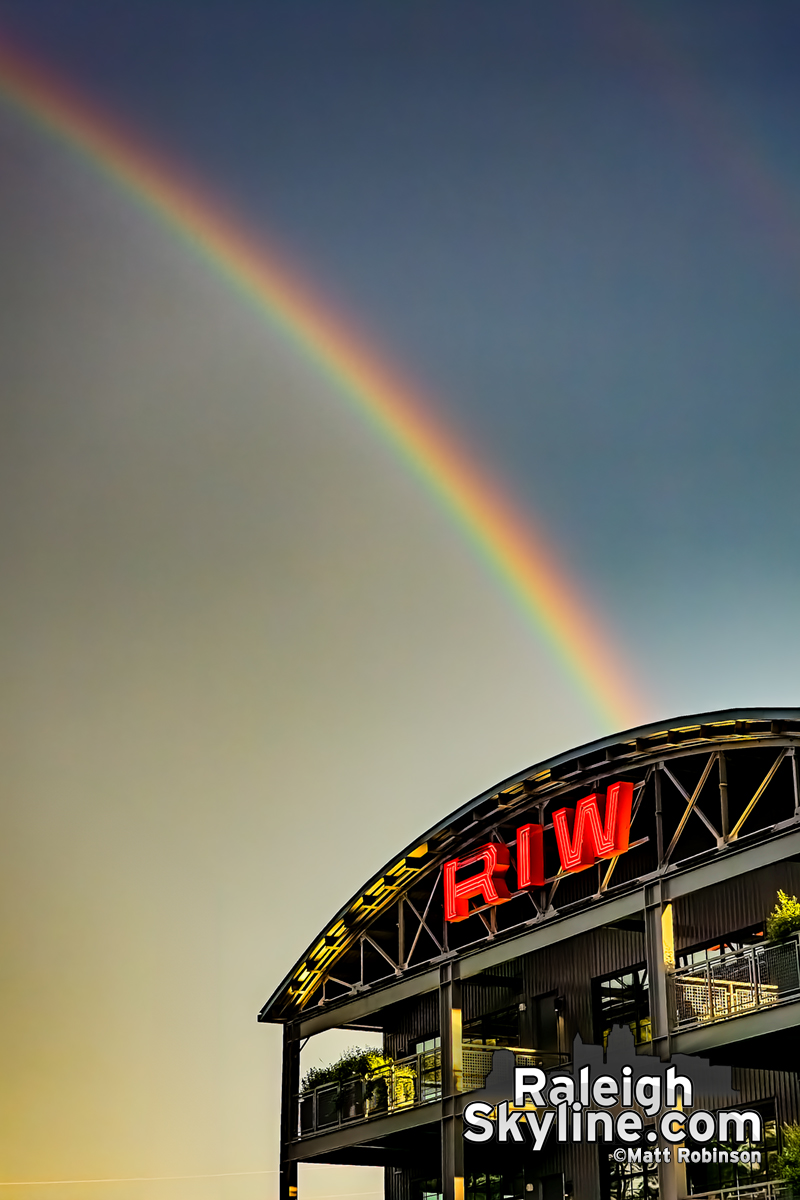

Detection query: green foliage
xmin=766 ymin=890 xmax=800 ymax=942
xmin=301 ymin=1046 xmax=417 ymax=1111
xmin=301 ymin=1046 xmax=383 ymax=1093
xmin=775 ymin=1123 xmax=800 ymax=1188
xmin=392 ymin=1063 xmax=416 ymax=1107
xmin=365 ymin=1058 xmax=415 ymax=1110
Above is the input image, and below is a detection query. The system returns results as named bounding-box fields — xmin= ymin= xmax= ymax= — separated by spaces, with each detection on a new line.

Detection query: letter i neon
xmin=516 ymin=823 xmax=545 ymax=888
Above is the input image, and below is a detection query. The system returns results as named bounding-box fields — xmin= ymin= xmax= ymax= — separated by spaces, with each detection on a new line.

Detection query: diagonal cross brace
xmin=404 ymin=867 xmax=443 ymax=967
xmin=729 ymin=747 xmax=789 ymax=840
xmin=404 ymin=894 xmax=444 ymax=956
xmin=362 ymin=933 xmax=402 ymax=975
xmin=663 ymin=754 xmax=718 ymax=864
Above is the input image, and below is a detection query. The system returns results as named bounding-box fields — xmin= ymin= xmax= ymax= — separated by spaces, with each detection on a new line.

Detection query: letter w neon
xmin=552 ymin=782 xmax=633 ymax=873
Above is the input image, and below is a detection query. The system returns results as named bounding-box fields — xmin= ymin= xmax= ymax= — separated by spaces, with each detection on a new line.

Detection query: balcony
xmin=684 ymin=1182 xmax=790 ymax=1200
xmin=461 ymin=1042 xmax=566 ymax=1091
xmin=295 ymin=1043 xmax=568 ymax=1139
xmin=670 ymin=936 xmax=800 ymax=1033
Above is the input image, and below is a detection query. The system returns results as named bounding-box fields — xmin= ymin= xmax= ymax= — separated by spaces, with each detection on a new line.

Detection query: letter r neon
xmin=443 ymin=843 xmax=511 ymax=921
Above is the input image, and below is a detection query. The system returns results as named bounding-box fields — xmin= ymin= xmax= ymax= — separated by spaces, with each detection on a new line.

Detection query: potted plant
xmin=301 ymin=1046 xmax=381 ymax=1093
xmin=392 ymin=1060 xmax=416 ymax=1108
xmin=767 ymin=891 xmax=800 ymax=943
xmin=365 ymin=1052 xmax=392 ymax=1114
xmin=301 ymin=1046 xmax=382 ymax=1125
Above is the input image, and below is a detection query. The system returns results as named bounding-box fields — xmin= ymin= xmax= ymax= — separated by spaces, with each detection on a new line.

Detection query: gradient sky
xmin=2 ymin=3 xmax=800 ymax=1199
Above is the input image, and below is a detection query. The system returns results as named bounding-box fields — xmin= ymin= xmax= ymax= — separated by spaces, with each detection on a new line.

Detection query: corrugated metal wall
xmin=521 ymin=925 xmax=646 ymax=1050
xmin=709 ymin=1067 xmax=800 ymax=1127
xmin=384 ymin=991 xmax=439 ymax=1060
xmin=463 ymin=957 xmax=522 ymax=1026
xmin=384 ymin=960 xmax=525 ymax=1060
xmin=674 ymin=861 xmax=800 ymax=950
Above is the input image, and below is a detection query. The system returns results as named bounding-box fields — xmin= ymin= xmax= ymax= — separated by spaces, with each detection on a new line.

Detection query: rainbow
xmin=0 ymin=35 xmax=643 ymax=729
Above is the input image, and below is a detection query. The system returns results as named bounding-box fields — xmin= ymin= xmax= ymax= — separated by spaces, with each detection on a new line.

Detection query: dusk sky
xmin=2 ymin=4 xmax=800 ymax=1200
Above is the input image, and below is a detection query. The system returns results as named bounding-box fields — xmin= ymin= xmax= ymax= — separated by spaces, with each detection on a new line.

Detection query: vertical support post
xmin=398 ymin=897 xmax=405 ymax=969
xmin=279 ymin=1023 xmax=300 ymax=1200
xmin=654 ymin=766 xmax=664 ymax=867
xmin=718 ymin=751 xmax=729 ymax=843
xmin=661 ymin=902 xmax=675 ymax=969
xmin=439 ymin=960 xmax=463 ymax=1200
xmin=644 ymin=882 xmax=683 ymax=1200
xmin=791 ymin=747 xmax=799 ymax=818
xmin=644 ymin=881 xmax=671 ymax=1060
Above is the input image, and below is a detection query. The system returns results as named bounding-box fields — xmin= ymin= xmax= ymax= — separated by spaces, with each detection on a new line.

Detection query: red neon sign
xmin=516 ymin=822 xmax=545 ymax=889
xmin=552 ymin=781 xmax=633 ymax=872
xmin=443 ymin=842 xmax=511 ymax=922
xmin=443 ymin=782 xmax=633 ymax=922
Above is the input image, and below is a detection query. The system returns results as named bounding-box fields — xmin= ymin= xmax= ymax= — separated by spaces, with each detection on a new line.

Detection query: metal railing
xmin=296 ymin=1043 xmax=568 ymax=1138
xmin=685 ymin=1181 xmax=791 ymax=1199
xmin=461 ymin=1042 xmax=569 ymax=1092
xmin=670 ymin=936 xmax=800 ymax=1032
xmin=297 ymin=1047 xmax=441 ymax=1137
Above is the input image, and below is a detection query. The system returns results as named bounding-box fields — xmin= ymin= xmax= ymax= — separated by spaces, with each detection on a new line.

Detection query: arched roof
xmin=259 ymin=707 xmax=800 ymax=1022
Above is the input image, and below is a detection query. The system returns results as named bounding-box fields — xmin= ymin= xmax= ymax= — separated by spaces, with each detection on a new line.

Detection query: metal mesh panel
xmin=709 ymin=952 xmax=758 ymax=1018
xmin=671 ymin=936 xmax=800 ymax=1031
xmin=461 ymin=1044 xmax=493 ymax=1092
xmin=461 ymin=1044 xmax=565 ymax=1092
xmin=672 ymin=975 xmax=711 ymax=1027
xmin=685 ymin=1182 xmax=791 ymax=1199
xmin=759 ymin=939 xmax=800 ymax=998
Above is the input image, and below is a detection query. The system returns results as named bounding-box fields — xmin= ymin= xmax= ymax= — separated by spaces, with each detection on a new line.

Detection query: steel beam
xmin=298 ymin=967 xmax=441 ymax=1038
xmin=279 ymin=1024 xmax=300 ymax=1200
xmin=285 ymin=1099 xmax=444 ymax=1162
xmin=439 ymin=961 xmax=463 ymax=1200
xmin=661 ymin=825 xmax=800 ymax=900
xmin=296 ymin=826 xmax=800 ymax=1036
xmin=672 ymin=996 xmax=800 ymax=1056
xmin=643 ymin=882 xmax=671 ymax=1059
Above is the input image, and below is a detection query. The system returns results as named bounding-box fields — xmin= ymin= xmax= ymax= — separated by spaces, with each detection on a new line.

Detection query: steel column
xmin=655 ymin=764 xmax=664 ymax=865
xmin=644 ymin=882 xmax=681 ymax=1200
xmin=718 ymin=751 xmax=729 ymax=842
xmin=643 ymin=881 xmax=671 ymax=1059
xmin=279 ymin=1024 xmax=300 ymax=1200
xmin=439 ymin=960 xmax=463 ymax=1200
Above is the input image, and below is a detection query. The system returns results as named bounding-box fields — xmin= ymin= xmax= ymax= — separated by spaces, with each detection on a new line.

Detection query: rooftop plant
xmin=766 ymin=890 xmax=800 ymax=943
xmin=301 ymin=1046 xmax=383 ymax=1093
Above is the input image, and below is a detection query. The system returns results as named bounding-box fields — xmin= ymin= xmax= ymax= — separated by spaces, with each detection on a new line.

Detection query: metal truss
xmin=260 ymin=712 xmax=800 ymax=1021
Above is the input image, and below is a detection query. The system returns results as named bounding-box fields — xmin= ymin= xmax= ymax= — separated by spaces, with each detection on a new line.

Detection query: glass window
xmin=463 ymin=1004 xmax=520 ymax=1047
xmin=413 ymin=1037 xmax=441 ymax=1103
xmin=677 ymin=925 xmax=766 ymax=969
xmin=465 ymin=1170 xmax=525 ymax=1200
xmin=685 ymin=1101 xmax=777 ymax=1195
xmin=603 ymin=1147 xmax=659 ymax=1198
xmin=593 ymin=965 xmax=651 ymax=1048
